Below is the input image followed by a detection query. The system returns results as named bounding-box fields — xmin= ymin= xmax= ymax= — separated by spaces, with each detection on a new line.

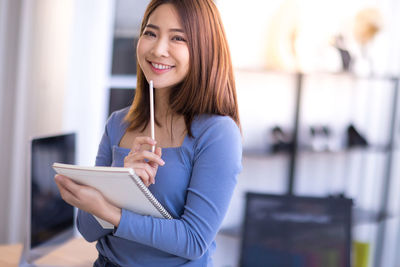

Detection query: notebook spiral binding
xmin=130 ymin=172 xmax=173 ymax=219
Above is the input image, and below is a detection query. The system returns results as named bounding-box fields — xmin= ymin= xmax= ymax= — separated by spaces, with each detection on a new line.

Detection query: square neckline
xmin=116 ymin=121 xmax=189 ymax=151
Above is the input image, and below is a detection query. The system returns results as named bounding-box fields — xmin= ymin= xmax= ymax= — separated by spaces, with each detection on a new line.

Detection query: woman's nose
xmin=151 ymin=38 xmax=169 ymax=57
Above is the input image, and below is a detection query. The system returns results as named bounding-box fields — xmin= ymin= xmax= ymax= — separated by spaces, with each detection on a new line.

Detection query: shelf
xmin=243 ymin=144 xmax=394 ymax=158
xmin=353 ymin=208 xmax=392 ymax=225
xmin=296 ymin=145 xmax=393 ymax=155
xmin=242 ymin=149 xmax=289 ymax=158
xmin=235 ymin=68 xmax=398 ymax=82
xmin=113 ymin=29 xmax=139 ymax=38
xmin=109 ymin=75 xmax=137 ymax=89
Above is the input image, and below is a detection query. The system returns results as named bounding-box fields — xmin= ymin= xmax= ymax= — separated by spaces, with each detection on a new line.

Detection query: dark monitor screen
xmin=108 ymin=88 xmax=135 ymax=116
xmin=111 ymin=37 xmax=138 ymax=75
xmin=240 ymin=193 xmax=352 ymax=267
xmin=30 ymin=133 xmax=76 ymax=248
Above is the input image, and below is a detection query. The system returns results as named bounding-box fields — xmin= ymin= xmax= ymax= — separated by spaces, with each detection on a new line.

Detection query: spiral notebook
xmin=52 ymin=163 xmax=173 ymax=229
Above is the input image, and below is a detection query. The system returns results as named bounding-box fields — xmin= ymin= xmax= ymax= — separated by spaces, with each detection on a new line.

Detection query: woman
xmin=55 ymin=0 xmax=242 ymax=266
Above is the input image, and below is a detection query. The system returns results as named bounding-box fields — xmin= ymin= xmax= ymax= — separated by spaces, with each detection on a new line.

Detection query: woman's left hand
xmin=54 ymin=174 xmax=121 ymax=227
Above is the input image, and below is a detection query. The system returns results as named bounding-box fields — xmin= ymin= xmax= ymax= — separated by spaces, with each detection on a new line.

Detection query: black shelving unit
xmin=373 ymin=77 xmax=399 ymax=267
xmin=287 ymin=72 xmax=303 ymax=195
xmin=286 ymin=72 xmax=399 ymax=267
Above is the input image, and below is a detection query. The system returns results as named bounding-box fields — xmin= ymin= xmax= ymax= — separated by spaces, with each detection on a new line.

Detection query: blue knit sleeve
xmin=113 ymin=117 xmax=242 ymax=260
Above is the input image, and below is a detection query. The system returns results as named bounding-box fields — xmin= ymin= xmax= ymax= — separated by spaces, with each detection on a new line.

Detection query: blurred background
xmin=0 ymin=0 xmax=399 ymax=266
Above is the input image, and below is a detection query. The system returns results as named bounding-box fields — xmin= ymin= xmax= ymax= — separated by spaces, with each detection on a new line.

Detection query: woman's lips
xmin=149 ymin=61 xmax=174 ymax=74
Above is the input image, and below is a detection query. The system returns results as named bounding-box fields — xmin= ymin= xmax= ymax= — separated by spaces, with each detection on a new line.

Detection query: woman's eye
xmin=143 ymin=31 xmax=156 ymax=37
xmin=172 ymin=36 xmax=186 ymax=42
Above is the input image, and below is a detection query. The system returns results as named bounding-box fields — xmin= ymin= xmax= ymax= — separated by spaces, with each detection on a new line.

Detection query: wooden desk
xmin=0 ymin=243 xmax=22 ymax=266
xmin=0 ymin=238 xmax=97 ymax=267
xmin=0 ymin=234 xmax=240 ymax=266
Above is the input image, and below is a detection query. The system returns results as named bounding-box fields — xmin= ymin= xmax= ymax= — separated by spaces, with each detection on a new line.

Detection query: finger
xmin=155 ymin=147 xmax=162 ymax=157
xmin=54 ymin=176 xmax=79 ymax=205
xmin=129 ymin=150 xmax=165 ymax=166
xmin=124 ymin=154 xmax=145 ymax=166
xmin=124 ymin=153 xmax=148 ymax=169
xmin=134 ymin=162 xmax=156 ymax=186
xmin=131 ymin=136 xmax=157 ymax=153
xmin=55 ymin=174 xmax=92 ymax=201
xmin=55 ymin=175 xmax=81 ymax=195
xmin=54 ymin=174 xmax=73 ymax=192
xmin=149 ymin=147 xmax=163 ymax=169
xmin=142 ymin=163 xmax=157 ymax=185
xmin=54 ymin=176 xmax=78 ymax=202
xmin=124 ymin=161 xmax=154 ymax=185
xmin=134 ymin=167 xmax=151 ymax=186
xmin=54 ymin=176 xmax=67 ymax=196
xmin=148 ymin=148 xmax=161 ymax=167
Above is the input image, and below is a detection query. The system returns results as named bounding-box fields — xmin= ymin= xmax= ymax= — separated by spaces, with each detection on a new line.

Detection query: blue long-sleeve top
xmin=77 ymin=107 xmax=242 ymax=266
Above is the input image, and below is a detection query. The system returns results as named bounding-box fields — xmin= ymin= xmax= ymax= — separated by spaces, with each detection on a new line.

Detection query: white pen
xmin=149 ymin=80 xmax=155 ymax=153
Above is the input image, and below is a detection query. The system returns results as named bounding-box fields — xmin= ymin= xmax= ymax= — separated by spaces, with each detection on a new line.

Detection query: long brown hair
xmin=124 ymin=0 xmax=240 ymax=137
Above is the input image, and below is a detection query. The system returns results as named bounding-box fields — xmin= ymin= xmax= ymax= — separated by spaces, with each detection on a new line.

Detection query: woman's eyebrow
xmin=146 ymin=23 xmax=184 ymax=33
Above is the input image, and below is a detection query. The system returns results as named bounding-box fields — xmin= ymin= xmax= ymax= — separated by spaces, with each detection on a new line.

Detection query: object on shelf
xmin=352 ymin=207 xmax=387 ymax=224
xmin=309 ymin=125 xmax=334 ymax=151
xmin=353 ymin=241 xmax=370 ymax=267
xmin=352 ymin=8 xmax=383 ymax=76
xmin=347 ymin=124 xmax=368 ymax=148
xmin=332 ymin=35 xmax=352 ymax=72
xmin=270 ymin=126 xmax=293 ymax=153
xmin=264 ymin=0 xmax=299 ymax=72
xmin=353 ymin=8 xmax=382 ymax=47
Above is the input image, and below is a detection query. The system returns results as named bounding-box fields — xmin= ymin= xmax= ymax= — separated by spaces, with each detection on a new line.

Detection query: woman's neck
xmin=153 ymin=87 xmax=186 ymax=144
xmin=154 ymin=87 xmax=180 ymax=126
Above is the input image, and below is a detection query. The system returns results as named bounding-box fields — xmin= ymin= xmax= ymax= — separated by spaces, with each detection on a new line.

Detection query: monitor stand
xmin=19 ymin=228 xmax=74 ymax=266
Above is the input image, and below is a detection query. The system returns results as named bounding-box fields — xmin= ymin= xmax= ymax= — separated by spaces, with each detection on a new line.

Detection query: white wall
xmin=28 ymin=0 xmax=74 ymax=135
xmin=7 ymin=0 xmax=75 ymax=244
xmin=63 ymin=0 xmax=115 ymax=166
xmin=218 ymin=0 xmax=399 ymax=76
xmin=0 ymin=0 xmax=23 ymax=243
xmin=0 ymin=0 xmax=115 ymax=244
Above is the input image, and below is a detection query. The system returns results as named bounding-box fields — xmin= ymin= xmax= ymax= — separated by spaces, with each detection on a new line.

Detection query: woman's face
xmin=137 ymin=4 xmax=190 ymax=90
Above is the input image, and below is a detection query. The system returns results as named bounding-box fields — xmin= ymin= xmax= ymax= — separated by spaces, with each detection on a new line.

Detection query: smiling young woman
xmin=55 ymin=0 xmax=242 ymax=266
xmin=126 ymin=0 xmax=240 ymax=137
xmin=136 ymin=4 xmax=190 ymax=92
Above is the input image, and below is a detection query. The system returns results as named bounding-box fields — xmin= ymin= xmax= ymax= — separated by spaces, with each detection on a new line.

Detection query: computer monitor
xmin=240 ymin=192 xmax=352 ymax=267
xmin=111 ymin=37 xmax=138 ymax=75
xmin=108 ymin=88 xmax=136 ymax=117
xmin=20 ymin=133 xmax=76 ymax=265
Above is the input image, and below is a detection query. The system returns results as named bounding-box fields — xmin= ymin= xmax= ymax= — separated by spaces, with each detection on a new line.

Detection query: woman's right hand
xmin=123 ymin=136 xmax=165 ymax=187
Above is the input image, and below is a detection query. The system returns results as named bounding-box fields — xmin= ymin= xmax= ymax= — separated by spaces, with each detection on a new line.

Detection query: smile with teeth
xmin=151 ymin=62 xmax=173 ymax=70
